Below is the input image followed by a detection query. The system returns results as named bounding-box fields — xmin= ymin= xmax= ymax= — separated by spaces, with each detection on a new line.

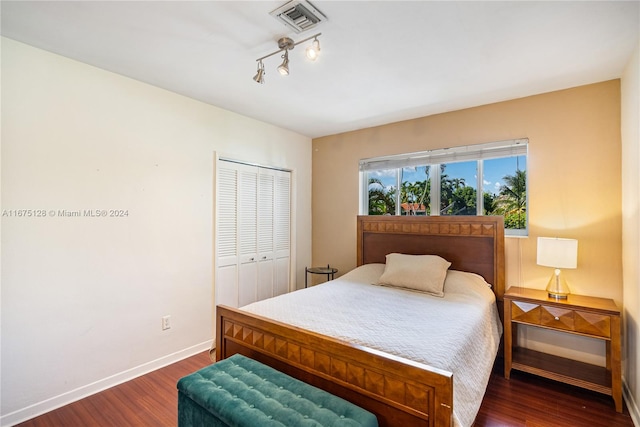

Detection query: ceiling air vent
xmin=270 ymin=1 xmax=327 ymax=34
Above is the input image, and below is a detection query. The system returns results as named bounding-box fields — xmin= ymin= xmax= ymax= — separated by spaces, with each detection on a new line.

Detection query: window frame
xmin=359 ymin=139 xmax=528 ymax=236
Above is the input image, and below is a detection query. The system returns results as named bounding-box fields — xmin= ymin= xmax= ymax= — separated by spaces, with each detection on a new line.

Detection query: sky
xmin=370 ymin=155 xmax=526 ymax=196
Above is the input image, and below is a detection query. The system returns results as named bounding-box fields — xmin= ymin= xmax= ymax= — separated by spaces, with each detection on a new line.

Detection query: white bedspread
xmin=241 ymin=263 xmax=503 ymax=427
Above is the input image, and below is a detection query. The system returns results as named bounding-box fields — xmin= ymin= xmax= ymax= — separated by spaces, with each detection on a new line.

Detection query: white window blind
xmin=359 ymin=138 xmax=528 ymax=171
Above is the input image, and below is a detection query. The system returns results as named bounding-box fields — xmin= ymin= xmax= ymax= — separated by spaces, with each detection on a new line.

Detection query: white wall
xmin=621 ymin=39 xmax=640 ymax=425
xmin=0 ymin=38 xmax=312 ymax=425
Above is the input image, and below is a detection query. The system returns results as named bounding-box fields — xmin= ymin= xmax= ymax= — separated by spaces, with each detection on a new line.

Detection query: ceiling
xmin=1 ymin=1 xmax=638 ymax=139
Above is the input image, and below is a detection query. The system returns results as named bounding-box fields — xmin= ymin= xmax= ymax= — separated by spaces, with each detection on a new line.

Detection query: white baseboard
xmin=624 ymin=380 xmax=640 ymax=427
xmin=0 ymin=340 xmax=213 ymax=427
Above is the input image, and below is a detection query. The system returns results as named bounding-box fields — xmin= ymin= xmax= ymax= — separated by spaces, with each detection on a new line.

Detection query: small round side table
xmin=305 ymin=265 xmax=338 ymax=288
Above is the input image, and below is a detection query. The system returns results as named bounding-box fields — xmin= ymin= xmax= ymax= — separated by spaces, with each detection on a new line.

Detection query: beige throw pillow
xmin=378 ymin=253 xmax=451 ymax=297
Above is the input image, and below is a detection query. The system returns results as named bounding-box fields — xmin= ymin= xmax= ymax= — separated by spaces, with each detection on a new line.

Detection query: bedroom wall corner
xmin=621 ymin=39 xmax=640 ymax=426
xmin=0 ymin=38 xmax=312 ymax=425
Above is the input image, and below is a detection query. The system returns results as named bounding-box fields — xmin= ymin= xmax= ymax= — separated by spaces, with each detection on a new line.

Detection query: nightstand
xmin=504 ymin=287 xmax=622 ymax=413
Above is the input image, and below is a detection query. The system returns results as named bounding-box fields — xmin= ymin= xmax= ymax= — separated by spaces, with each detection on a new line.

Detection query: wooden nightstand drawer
xmin=510 ymin=301 xmax=541 ymax=324
xmin=540 ymin=305 xmax=574 ymax=331
xmin=574 ymin=311 xmax=611 ymax=338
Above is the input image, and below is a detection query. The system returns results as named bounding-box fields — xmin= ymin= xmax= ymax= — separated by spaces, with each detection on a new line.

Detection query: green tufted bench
xmin=177 ymin=353 xmax=378 ymax=427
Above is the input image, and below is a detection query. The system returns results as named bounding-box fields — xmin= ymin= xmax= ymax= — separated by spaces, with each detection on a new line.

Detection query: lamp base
xmin=547 ymin=292 xmax=568 ymax=300
xmin=546 ymin=268 xmax=571 ymax=299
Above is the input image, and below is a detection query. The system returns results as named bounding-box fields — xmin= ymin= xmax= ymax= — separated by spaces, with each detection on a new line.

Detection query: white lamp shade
xmin=537 ymin=237 xmax=578 ymax=269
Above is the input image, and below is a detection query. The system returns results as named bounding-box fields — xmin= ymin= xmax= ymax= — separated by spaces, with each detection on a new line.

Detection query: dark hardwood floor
xmin=16 ymin=353 xmax=634 ymax=427
xmin=16 ymin=351 xmax=213 ymax=427
xmin=476 ymin=364 xmax=634 ymax=427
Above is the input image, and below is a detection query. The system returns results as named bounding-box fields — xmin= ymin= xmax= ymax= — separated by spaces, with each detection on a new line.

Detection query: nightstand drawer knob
xmin=554 ymin=316 xmax=560 ymax=321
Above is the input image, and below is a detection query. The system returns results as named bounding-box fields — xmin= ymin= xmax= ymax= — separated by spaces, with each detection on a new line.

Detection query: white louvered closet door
xmin=256 ymin=169 xmax=275 ymax=302
xmin=215 ymin=164 xmax=239 ymax=308
xmin=215 ymin=159 xmax=291 ymax=309
xmin=237 ymin=164 xmax=259 ymax=307
xmin=274 ymin=170 xmax=291 ymax=297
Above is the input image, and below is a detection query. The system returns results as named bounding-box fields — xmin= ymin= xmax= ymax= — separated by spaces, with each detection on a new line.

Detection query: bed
xmin=215 ymin=215 xmax=505 ymax=427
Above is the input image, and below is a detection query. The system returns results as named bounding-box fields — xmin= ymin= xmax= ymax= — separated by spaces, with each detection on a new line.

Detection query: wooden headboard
xmin=357 ymin=215 xmax=505 ymax=300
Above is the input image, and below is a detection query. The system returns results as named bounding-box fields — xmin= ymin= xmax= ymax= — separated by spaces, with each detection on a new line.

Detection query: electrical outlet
xmin=162 ymin=315 xmax=171 ymax=330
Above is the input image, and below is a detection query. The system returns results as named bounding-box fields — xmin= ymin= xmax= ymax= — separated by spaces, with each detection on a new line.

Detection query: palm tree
xmin=400 ymin=181 xmax=414 ymax=215
xmin=451 ymin=177 xmax=466 ymax=190
xmin=483 ymin=191 xmax=497 ymax=215
xmin=439 ymin=172 xmax=454 ymax=214
xmin=368 ymin=177 xmax=396 ymax=215
xmin=493 ymin=170 xmax=526 ymax=228
xmin=400 ymin=167 xmax=429 ymax=215
xmin=400 ymin=180 xmax=428 ymax=215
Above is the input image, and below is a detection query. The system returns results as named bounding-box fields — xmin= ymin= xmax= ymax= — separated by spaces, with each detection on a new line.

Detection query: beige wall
xmin=1 ymin=38 xmax=312 ymax=424
xmin=621 ymin=40 xmax=640 ymax=423
xmin=312 ymin=81 xmax=622 ymax=365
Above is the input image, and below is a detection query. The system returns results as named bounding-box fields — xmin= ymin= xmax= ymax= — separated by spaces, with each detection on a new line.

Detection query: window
xmin=359 ymin=139 xmax=528 ymax=236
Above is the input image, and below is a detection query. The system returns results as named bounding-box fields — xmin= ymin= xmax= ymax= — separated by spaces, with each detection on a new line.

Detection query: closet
xmin=215 ymin=159 xmax=291 ymax=308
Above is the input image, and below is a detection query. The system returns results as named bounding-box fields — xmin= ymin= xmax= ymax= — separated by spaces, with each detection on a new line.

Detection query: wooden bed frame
xmin=216 ymin=215 xmax=505 ymax=427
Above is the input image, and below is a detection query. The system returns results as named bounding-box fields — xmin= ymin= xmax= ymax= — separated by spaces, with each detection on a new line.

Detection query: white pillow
xmin=377 ymin=253 xmax=451 ymax=297
xmin=339 ymin=263 xmax=386 ymax=284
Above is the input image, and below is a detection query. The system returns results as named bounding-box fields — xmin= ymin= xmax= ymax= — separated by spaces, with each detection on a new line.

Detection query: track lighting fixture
xmin=253 ymin=33 xmax=322 ymax=83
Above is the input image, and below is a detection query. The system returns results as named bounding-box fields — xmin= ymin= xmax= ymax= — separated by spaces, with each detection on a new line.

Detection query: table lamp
xmin=536 ymin=237 xmax=578 ymax=299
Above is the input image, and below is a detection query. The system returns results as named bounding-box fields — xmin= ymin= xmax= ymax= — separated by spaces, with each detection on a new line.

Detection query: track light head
xmin=277 ymin=50 xmax=290 ymax=76
xmin=253 ymin=61 xmax=265 ymax=84
xmin=305 ymin=37 xmax=321 ymax=61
